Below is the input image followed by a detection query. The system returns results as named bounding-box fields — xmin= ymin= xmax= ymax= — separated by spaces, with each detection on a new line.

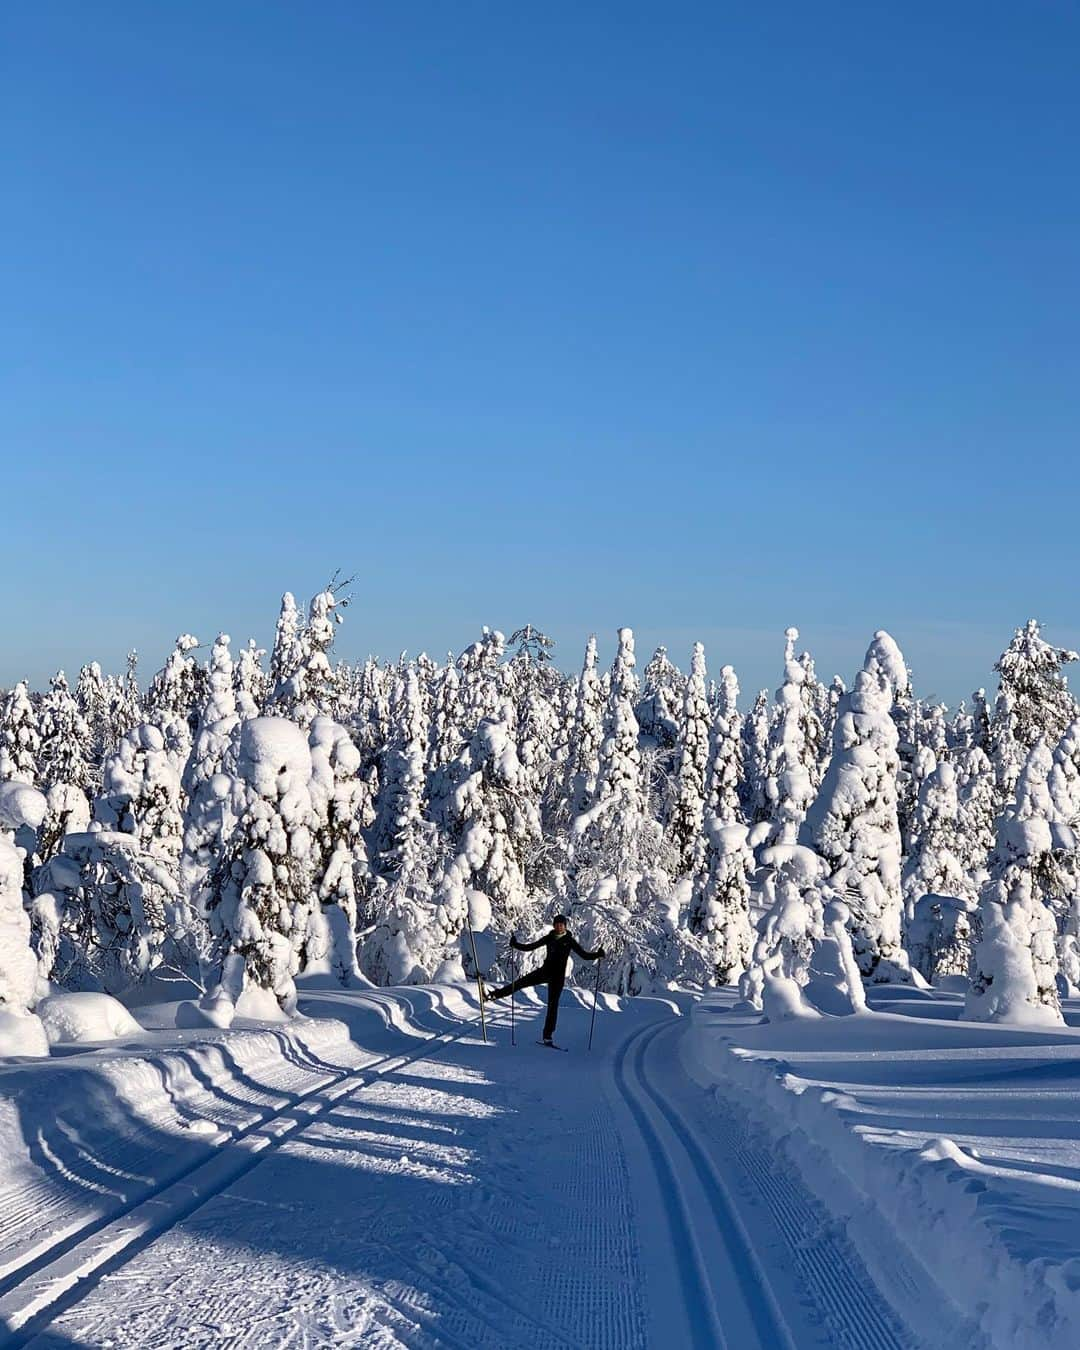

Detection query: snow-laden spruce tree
xmin=562 ymin=635 xmax=605 ymax=819
xmin=965 ymin=740 xmax=1063 ymax=1025
xmin=105 ymin=651 xmax=143 ymax=748
xmin=0 ymin=782 xmax=48 ymax=1056
xmin=763 ymin=628 xmax=816 ymax=845
xmin=636 ymin=646 xmax=682 ymax=752
xmin=430 ymin=708 xmax=540 ymax=934
xmin=0 ymin=681 xmax=40 ymax=784
xmin=75 ymin=662 xmax=111 ymax=785
xmin=146 ymin=634 xmax=202 ymax=770
xmin=954 ymin=745 xmax=997 ymax=880
xmin=688 ymin=818 xmax=754 ymax=983
xmin=457 ymin=628 xmax=507 ymax=731
xmin=901 ymin=760 xmax=975 ymax=918
xmin=739 ymin=689 xmax=770 ymax=824
xmin=990 ymin=620 xmax=1079 ymax=804
xmin=374 ymin=668 xmax=428 ymax=874
xmin=37 ymin=671 xmax=92 ymax=793
xmin=183 ymin=633 xmax=239 ymax=797
xmin=268 ymin=592 xmax=303 ymax=703
xmin=702 ymin=664 xmax=744 ymax=835
xmin=738 ymin=843 xmax=828 ymax=1009
xmin=182 ymin=716 xmax=319 ymax=1017
xmin=97 ymin=723 xmax=185 ymax=863
xmin=234 ymin=639 xmax=268 ymax=719
xmin=799 ymin=636 xmax=913 ymax=983
xmin=797 ymin=646 xmax=829 ymax=789
xmin=305 ymin=715 xmax=371 ymax=985
xmin=669 ymin=643 xmax=710 ymax=876
xmin=425 ymin=661 xmax=466 ymax=774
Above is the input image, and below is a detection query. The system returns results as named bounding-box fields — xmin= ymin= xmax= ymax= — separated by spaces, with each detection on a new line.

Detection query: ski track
xmin=1 ymin=992 xmax=931 ymax=1349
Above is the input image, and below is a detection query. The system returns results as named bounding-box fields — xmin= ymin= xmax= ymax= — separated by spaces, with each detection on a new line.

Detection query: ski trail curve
xmin=613 ymin=1018 xmax=793 ymax=1350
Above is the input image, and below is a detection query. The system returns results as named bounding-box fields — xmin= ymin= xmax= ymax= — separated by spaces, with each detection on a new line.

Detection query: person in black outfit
xmin=485 ymin=914 xmax=604 ymax=1045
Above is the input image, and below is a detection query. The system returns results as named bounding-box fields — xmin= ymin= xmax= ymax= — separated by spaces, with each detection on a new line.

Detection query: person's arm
xmin=511 ymin=934 xmax=548 ymax=952
xmin=570 ymin=936 xmax=605 ymax=960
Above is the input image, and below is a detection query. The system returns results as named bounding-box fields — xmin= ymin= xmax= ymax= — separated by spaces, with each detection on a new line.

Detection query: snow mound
xmin=36 ymin=992 xmax=144 ymax=1045
xmin=176 ymin=995 xmax=235 ymax=1029
xmin=0 ymin=780 xmax=47 ymax=831
xmin=0 ymin=1010 xmax=49 ymax=1058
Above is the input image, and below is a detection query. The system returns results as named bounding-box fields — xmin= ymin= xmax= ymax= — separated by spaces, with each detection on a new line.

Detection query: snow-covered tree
xmin=37 ymin=671 xmax=93 ymax=792
xmin=234 ymin=639 xmax=268 ymax=719
xmin=146 ymin=634 xmax=202 ymax=769
xmin=907 ymin=894 xmax=976 ymax=986
xmin=33 ymin=830 xmax=178 ymax=997
xmin=306 ymin=716 xmax=371 ymax=984
xmin=739 ymin=844 xmax=829 ymax=1009
xmin=97 ymin=723 xmax=184 ymax=863
xmin=431 ymin=710 xmax=540 ymax=933
xmin=703 ymin=664 xmax=743 ymax=832
xmin=0 ymin=782 xmax=48 ymax=1056
xmin=901 ymin=761 xmax=976 ymax=920
xmin=669 ymin=643 xmax=710 ymax=875
xmin=636 ymin=646 xmax=682 ymax=752
xmin=991 ymin=620 xmax=1079 ymax=804
xmin=184 ymin=633 xmax=239 ymax=797
xmin=182 ymin=717 xmax=320 ymax=1016
xmin=374 ymin=669 xmax=429 ymax=875
xmin=763 ymin=628 xmax=815 ymax=844
xmin=800 ymin=637 xmax=912 ymax=982
xmin=688 ymin=819 xmax=754 ymax=983
xmin=954 ymin=746 xmax=997 ymax=878
xmin=563 ymin=636 xmax=605 ymax=820
xmin=739 ymin=690 xmax=770 ymax=824
xmin=965 ymin=740 xmax=1063 ymax=1025
xmin=0 ymin=681 xmax=40 ymax=784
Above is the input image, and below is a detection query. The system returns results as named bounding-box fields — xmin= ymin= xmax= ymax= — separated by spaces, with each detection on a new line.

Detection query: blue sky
xmin=4 ymin=2 xmax=1079 ymax=704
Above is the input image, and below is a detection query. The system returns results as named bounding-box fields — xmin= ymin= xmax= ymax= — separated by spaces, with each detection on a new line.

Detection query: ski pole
xmin=510 ymin=944 xmax=516 ymax=1047
xmin=464 ymin=908 xmax=487 ymax=1045
xmin=588 ymin=955 xmax=603 ymax=1051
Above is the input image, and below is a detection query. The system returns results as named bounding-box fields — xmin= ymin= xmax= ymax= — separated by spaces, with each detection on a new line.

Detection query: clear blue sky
xmin=4 ymin=2 xmax=1079 ymax=705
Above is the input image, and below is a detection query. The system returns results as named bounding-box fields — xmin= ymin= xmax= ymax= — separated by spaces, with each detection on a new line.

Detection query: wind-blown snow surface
xmin=0 ymin=983 xmax=930 ymax=1350
xmin=688 ymin=987 xmax=1080 ymax=1350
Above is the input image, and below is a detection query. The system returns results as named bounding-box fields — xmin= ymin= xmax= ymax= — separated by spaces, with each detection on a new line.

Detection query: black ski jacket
xmin=511 ymin=930 xmax=600 ymax=980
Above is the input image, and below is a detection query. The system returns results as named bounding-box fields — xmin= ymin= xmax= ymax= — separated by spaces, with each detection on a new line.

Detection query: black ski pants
xmin=491 ymin=967 xmax=565 ymax=1041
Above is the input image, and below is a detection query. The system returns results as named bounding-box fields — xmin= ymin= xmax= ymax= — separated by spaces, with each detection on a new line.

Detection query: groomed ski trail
xmin=4 ymin=990 xmax=926 ymax=1348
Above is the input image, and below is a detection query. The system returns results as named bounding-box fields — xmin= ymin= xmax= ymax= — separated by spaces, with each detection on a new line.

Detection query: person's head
xmin=552 ymin=914 xmax=568 ymax=934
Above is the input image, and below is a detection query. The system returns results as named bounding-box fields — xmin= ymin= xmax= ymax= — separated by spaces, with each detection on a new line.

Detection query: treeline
xmin=1 ymin=588 xmax=1078 ymax=1031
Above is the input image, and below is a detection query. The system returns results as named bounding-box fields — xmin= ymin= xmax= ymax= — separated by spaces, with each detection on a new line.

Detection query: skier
xmin=485 ymin=914 xmax=604 ymax=1047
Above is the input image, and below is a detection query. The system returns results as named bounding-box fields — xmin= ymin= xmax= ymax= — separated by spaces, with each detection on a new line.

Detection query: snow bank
xmin=36 ymin=992 xmax=144 ymax=1045
xmin=686 ymin=991 xmax=1080 ymax=1349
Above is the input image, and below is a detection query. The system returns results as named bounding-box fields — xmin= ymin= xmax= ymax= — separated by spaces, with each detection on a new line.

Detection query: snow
xmin=688 ymin=985 xmax=1080 ymax=1349
xmin=36 ymin=992 xmax=144 ymax=1044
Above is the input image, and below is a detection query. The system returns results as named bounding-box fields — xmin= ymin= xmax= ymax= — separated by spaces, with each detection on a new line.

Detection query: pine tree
xmin=669 ymin=643 xmax=710 ymax=875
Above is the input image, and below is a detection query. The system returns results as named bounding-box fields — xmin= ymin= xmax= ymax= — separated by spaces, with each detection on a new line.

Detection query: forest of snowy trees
xmin=2 ymin=586 xmax=1080 ymax=1043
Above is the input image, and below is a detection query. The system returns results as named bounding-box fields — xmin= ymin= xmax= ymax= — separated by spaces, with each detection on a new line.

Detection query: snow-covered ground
xmin=3 ymin=982 xmax=1080 ymax=1348
xmin=689 ymin=986 xmax=1080 ymax=1350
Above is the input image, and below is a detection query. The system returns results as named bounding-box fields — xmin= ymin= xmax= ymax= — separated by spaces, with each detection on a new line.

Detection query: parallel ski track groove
xmin=616 ymin=1021 xmax=793 ymax=1350
xmin=704 ymin=1091 xmax=912 ymax=1350
xmin=0 ymin=1004 xmax=501 ymax=1350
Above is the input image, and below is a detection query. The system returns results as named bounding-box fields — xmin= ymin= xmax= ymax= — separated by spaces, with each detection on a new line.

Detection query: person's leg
xmin=543 ymin=978 xmax=565 ymax=1041
xmin=491 ymin=968 xmax=546 ymax=999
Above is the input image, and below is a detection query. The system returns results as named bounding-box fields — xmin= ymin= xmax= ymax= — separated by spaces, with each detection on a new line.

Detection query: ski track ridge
xmin=0 ymin=1003 xmax=503 ymax=1350
xmin=704 ymin=1089 xmax=914 ymax=1350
